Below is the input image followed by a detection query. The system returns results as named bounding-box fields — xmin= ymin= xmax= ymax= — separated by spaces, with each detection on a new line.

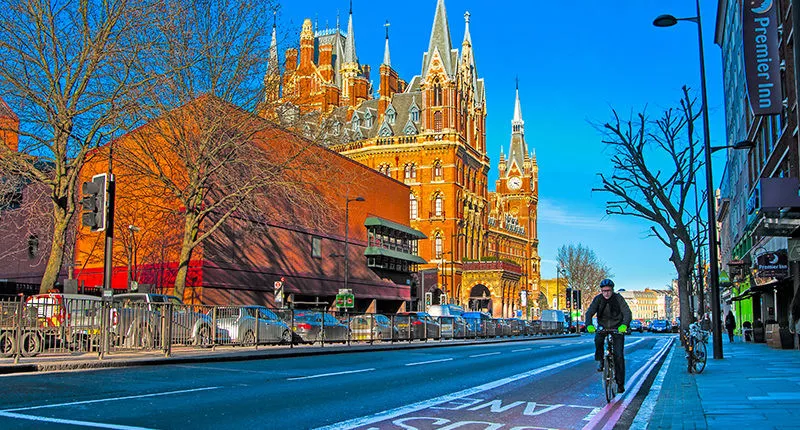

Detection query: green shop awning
xmin=364 ymin=246 xmax=427 ymax=264
xmin=364 ymin=216 xmax=427 ymax=239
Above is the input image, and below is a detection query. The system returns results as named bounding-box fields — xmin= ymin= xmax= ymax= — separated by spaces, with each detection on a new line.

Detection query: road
xmin=0 ymin=334 xmax=674 ymax=429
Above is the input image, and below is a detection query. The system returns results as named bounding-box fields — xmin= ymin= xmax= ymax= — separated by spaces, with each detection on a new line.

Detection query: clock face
xmin=508 ymin=176 xmax=522 ymax=190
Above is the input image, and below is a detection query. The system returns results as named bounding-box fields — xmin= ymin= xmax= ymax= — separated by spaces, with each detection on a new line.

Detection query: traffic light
xmin=574 ymin=289 xmax=581 ymax=309
xmin=565 ymin=287 xmax=572 ymax=309
xmin=81 ymin=173 xmax=107 ymax=232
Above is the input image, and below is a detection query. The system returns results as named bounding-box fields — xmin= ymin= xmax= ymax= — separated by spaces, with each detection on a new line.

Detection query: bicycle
xmin=686 ymin=322 xmax=708 ymax=374
xmin=597 ymin=328 xmax=626 ymax=403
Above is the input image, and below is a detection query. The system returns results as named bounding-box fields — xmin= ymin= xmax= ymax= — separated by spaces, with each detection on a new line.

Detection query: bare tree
xmin=111 ymin=0 xmax=342 ymax=301
xmin=0 ymin=0 xmax=155 ymax=293
xmin=556 ymin=243 xmax=612 ymax=310
xmin=593 ymin=86 xmax=703 ymax=337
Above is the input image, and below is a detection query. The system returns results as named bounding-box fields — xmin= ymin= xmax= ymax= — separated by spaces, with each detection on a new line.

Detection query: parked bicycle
xmin=686 ymin=321 xmax=708 ymax=374
xmin=598 ymin=328 xmax=627 ymax=402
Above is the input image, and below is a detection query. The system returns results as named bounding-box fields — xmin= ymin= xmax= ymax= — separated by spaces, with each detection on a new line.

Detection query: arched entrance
xmin=468 ymin=284 xmax=492 ymax=315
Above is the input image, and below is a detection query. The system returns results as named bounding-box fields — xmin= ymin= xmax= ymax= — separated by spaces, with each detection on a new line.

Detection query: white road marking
xmin=0 ymin=411 xmax=154 ymax=429
xmin=541 ymin=345 xmax=554 ymax=349
xmin=630 ymin=339 xmax=674 ymax=430
xmin=469 ymin=352 xmax=501 ymax=358
xmin=512 ymin=348 xmax=532 ymax=352
xmin=287 ymin=368 xmax=375 ymax=381
xmin=405 ymin=358 xmax=454 ymax=366
xmin=317 ymin=352 xmax=595 ymax=429
xmin=175 ymin=364 xmax=271 ymax=373
xmin=1 ymin=386 xmax=221 ymax=412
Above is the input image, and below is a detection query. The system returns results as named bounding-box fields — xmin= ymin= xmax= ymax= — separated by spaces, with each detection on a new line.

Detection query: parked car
xmin=394 ymin=312 xmax=440 ymax=340
xmin=349 ymin=313 xmax=397 ymax=341
xmin=630 ymin=319 xmax=644 ymax=333
xmin=286 ymin=310 xmax=349 ymax=343
xmin=650 ymin=319 xmax=671 ymax=333
xmin=462 ymin=312 xmax=496 ymax=337
xmin=20 ymin=293 xmax=103 ymax=355
xmin=215 ymin=306 xmax=292 ymax=345
xmin=112 ymin=293 xmax=228 ymax=348
xmin=453 ymin=315 xmax=474 ymax=338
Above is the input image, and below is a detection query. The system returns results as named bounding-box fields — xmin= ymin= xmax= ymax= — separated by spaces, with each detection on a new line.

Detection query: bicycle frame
xmin=598 ymin=329 xmax=618 ymax=402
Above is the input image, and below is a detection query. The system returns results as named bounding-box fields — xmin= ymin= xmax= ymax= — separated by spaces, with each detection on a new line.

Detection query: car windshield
xmin=257 ymin=308 xmax=279 ymax=321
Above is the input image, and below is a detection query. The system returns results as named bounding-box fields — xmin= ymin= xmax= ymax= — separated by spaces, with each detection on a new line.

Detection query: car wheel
xmin=241 ymin=330 xmax=256 ymax=347
xmin=20 ymin=331 xmax=43 ymax=357
xmin=281 ymin=329 xmax=293 ymax=345
xmin=195 ymin=325 xmax=212 ymax=347
xmin=0 ymin=332 xmax=16 ymax=357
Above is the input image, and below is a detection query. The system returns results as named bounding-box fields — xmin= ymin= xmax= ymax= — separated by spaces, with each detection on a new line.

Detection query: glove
xmin=586 ymin=325 xmax=596 ymax=333
xmin=618 ymin=324 xmax=628 ymax=333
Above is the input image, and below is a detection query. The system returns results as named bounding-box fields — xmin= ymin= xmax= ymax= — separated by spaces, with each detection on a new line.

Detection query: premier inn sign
xmin=743 ymin=0 xmax=783 ymax=115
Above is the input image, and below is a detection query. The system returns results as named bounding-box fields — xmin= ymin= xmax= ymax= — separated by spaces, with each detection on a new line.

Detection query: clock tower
xmin=489 ymin=83 xmax=540 ymax=302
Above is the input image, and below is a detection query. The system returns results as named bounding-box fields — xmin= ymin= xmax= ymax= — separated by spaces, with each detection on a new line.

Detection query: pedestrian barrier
xmin=0 ymin=294 xmax=571 ymax=361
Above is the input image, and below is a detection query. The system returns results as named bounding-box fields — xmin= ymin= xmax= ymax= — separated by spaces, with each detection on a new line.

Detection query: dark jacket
xmin=725 ymin=313 xmax=736 ymax=330
xmin=585 ymin=292 xmax=632 ymax=330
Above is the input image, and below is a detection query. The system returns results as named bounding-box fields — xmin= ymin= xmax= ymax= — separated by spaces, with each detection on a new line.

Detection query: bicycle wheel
xmin=603 ymin=355 xmax=616 ymax=402
xmin=693 ymin=341 xmax=707 ymax=374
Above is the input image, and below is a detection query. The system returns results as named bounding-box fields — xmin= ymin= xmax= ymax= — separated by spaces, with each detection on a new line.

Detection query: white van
xmin=428 ymin=305 xmax=464 ymax=339
xmin=540 ymin=309 xmax=568 ymax=334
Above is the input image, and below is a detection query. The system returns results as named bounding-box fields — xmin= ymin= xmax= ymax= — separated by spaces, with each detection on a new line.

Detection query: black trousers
xmin=594 ymin=332 xmax=625 ymax=387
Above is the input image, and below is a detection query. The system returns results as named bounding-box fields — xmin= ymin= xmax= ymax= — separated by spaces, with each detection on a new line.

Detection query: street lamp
xmin=555 ymin=266 xmax=567 ymax=309
xmin=451 ymin=231 xmax=466 ymax=304
xmin=127 ymin=224 xmax=140 ymax=290
xmin=343 ymin=195 xmax=365 ymax=295
xmin=654 ymin=1 xmax=724 ymax=359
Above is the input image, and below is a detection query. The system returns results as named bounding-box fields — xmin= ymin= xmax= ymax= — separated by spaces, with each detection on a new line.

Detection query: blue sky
xmin=277 ymin=0 xmax=728 ymax=292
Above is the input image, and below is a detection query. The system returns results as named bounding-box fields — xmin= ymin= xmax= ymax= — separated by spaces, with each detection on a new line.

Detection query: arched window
xmin=435 ymin=233 xmax=443 ymax=259
xmin=434 ymin=111 xmax=442 ymax=132
xmin=410 ymin=107 xmax=419 ymax=122
xmin=433 ymin=160 xmax=443 ymax=180
xmin=27 ymin=235 xmax=39 ymax=260
xmin=410 ymin=193 xmax=418 ymax=220
xmin=434 ymin=193 xmax=443 ymax=217
xmin=404 ymin=164 xmax=412 ymax=179
xmin=411 ymin=163 xmax=417 ymax=179
xmin=433 ymin=79 xmax=442 ymax=106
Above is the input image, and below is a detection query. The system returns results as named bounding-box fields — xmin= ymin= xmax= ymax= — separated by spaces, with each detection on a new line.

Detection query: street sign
xmin=336 ymin=288 xmax=354 ymax=309
xmin=274 ymin=279 xmax=284 ymax=307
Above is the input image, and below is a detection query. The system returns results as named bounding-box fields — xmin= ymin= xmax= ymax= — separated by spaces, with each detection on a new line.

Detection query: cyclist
xmin=585 ymin=278 xmax=632 ymax=393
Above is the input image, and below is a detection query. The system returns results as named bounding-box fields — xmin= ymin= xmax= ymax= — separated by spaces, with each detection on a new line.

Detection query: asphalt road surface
xmin=0 ymin=334 xmax=674 ymax=429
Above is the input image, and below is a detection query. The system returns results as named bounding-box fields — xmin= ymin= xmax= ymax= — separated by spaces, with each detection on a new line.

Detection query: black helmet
xmin=600 ymin=279 xmax=615 ymax=288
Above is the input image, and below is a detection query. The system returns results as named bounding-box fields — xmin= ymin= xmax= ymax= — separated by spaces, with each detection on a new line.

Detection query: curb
xmin=0 ymin=334 xmax=580 ymax=375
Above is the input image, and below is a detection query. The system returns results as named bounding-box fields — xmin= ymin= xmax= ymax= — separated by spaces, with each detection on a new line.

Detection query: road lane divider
xmin=512 ymin=348 xmax=532 ymax=352
xmin=629 ymin=339 xmax=675 ymax=429
xmin=287 ymin=368 xmax=375 ymax=381
xmin=0 ymin=411 xmax=155 ymax=430
xmin=405 ymin=358 xmax=454 ymax=367
xmin=1 ymin=386 xmax=222 ymax=412
xmin=316 ymin=351 xmax=595 ymax=429
xmin=469 ymin=352 xmax=501 ymax=358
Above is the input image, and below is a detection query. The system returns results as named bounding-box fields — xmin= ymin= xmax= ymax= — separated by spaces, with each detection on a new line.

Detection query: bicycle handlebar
xmin=596 ymin=328 xmax=630 ymax=335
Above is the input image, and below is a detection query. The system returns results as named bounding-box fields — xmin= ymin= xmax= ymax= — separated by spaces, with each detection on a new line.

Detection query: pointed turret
xmin=383 ymin=20 xmax=391 ymax=66
xmin=263 ymin=13 xmax=281 ymax=104
xmin=422 ymin=0 xmax=455 ymax=78
xmin=507 ymin=81 xmax=528 ymax=176
xmin=462 ymin=11 xmax=472 ymax=47
xmin=344 ymin=1 xmax=358 ymax=65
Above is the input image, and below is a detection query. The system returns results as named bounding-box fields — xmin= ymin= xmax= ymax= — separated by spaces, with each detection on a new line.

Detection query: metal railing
xmin=0 ymin=296 xmax=571 ymax=360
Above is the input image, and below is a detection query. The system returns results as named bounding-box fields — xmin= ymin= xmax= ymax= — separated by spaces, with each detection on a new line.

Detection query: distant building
xmin=620 ymin=289 xmax=675 ymax=321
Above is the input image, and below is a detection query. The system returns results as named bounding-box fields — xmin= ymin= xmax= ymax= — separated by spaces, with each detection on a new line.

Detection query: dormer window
xmin=410 ymin=106 xmax=419 ymax=122
xmin=365 ymin=111 xmax=373 ymax=128
xmin=333 ymin=122 xmax=341 ymax=135
xmin=386 ymin=106 xmax=396 ymax=125
xmin=352 ymin=115 xmax=360 ymax=131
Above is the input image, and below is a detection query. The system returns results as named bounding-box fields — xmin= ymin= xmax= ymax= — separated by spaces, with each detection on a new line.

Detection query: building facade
xmin=271 ymin=0 xmax=540 ymax=317
xmin=715 ymin=0 xmax=799 ymax=346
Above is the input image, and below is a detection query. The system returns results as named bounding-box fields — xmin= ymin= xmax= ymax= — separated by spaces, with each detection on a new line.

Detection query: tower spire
xmin=344 ymin=1 xmax=358 ymax=64
xmin=383 ymin=20 xmax=391 ymax=66
xmin=422 ymin=0 xmax=454 ymax=77
xmin=462 ymin=11 xmax=472 ymax=46
xmin=512 ymin=78 xmax=523 ymax=133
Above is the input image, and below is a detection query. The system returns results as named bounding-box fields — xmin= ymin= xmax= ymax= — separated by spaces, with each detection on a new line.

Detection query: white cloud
xmin=538 ymin=198 xmax=616 ymax=230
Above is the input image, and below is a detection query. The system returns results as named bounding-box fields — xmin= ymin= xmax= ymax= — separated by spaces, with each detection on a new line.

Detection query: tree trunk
xmin=39 ymin=203 xmax=70 ymax=293
xmin=676 ymin=262 xmax=694 ymax=352
xmin=173 ymin=213 xmax=199 ymax=301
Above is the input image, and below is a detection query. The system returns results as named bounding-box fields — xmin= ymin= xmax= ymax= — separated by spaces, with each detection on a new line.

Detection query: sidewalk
xmin=646 ymin=335 xmax=800 ymax=429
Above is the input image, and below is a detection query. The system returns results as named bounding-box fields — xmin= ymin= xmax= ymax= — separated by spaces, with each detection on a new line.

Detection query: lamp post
xmin=451 ymin=231 xmax=466 ymax=305
xmin=127 ymin=224 xmax=140 ymax=290
xmin=344 ymin=195 xmax=365 ymax=295
xmin=653 ymin=3 xmax=747 ymax=359
xmin=555 ymin=266 xmax=566 ymax=310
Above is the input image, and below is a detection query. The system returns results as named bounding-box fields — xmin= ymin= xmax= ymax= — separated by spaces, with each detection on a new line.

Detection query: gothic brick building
xmin=270 ymin=0 xmax=540 ymax=317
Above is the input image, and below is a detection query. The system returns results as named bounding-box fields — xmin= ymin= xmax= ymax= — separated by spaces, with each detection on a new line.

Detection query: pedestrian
xmin=725 ymin=311 xmax=736 ymax=343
